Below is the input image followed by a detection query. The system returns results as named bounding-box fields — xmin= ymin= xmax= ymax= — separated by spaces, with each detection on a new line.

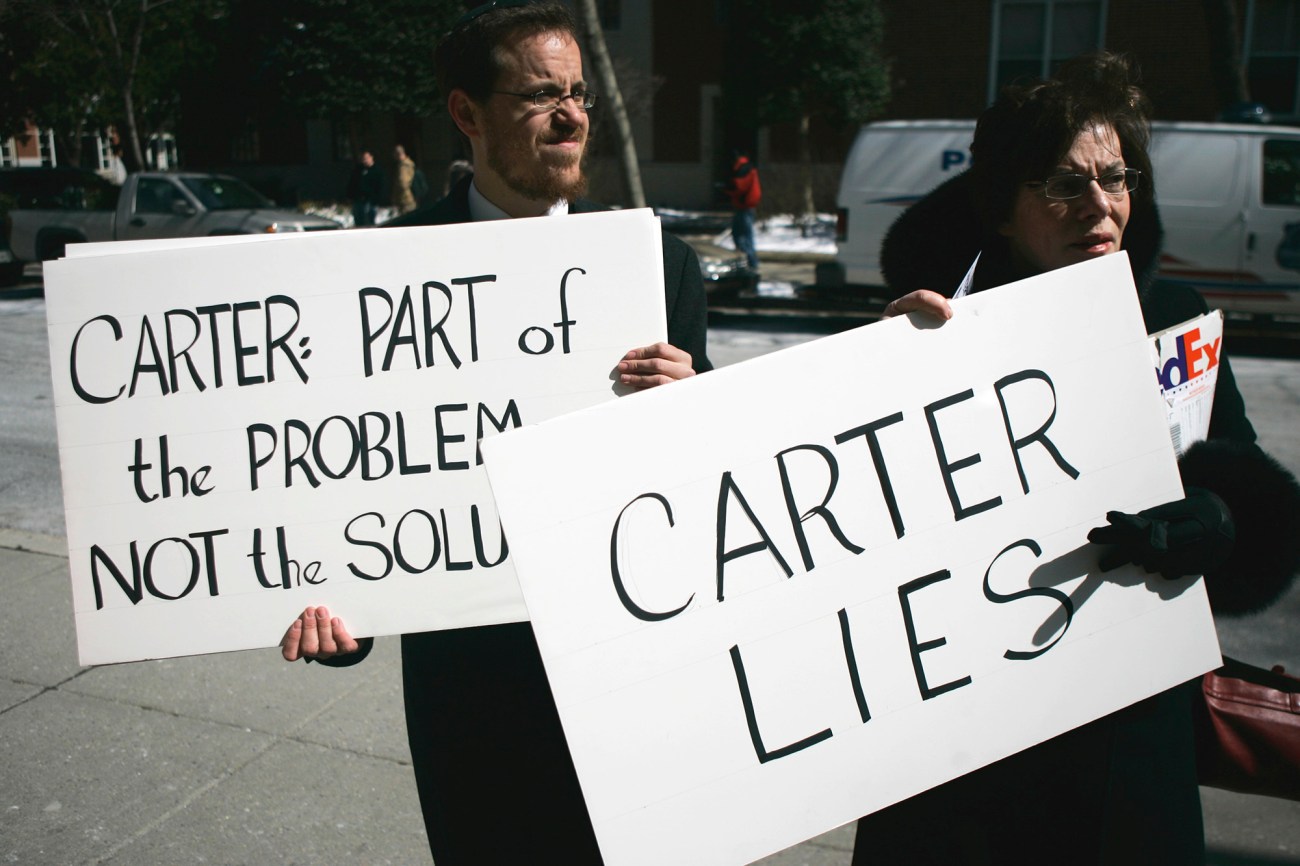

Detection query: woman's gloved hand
xmin=1087 ymin=486 xmax=1235 ymax=578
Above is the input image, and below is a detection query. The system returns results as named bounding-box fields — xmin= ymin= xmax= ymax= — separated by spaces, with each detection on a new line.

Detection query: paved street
xmin=3 ymin=279 xmax=1300 ymax=864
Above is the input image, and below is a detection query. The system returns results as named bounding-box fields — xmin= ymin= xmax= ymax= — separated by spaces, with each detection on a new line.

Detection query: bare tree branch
xmin=575 ymin=0 xmax=644 ymax=209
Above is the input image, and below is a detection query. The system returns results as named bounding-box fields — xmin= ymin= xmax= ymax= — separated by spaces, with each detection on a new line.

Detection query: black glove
xmin=1087 ymin=486 xmax=1235 ymax=579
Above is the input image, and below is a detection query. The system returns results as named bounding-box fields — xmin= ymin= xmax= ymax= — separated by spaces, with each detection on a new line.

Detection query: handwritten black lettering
xmin=925 ymin=389 xmax=1002 ymax=521
xmin=343 ymin=505 xmax=508 ymax=579
xmin=716 ymin=471 xmax=794 ymax=602
xmin=69 ymin=297 xmax=310 ymax=405
xmin=835 ymin=411 xmax=908 ymax=539
xmin=89 ymin=529 xmax=228 ymax=609
xmin=775 ymin=443 xmax=864 ymax=572
xmin=899 ymin=570 xmax=973 ymax=700
xmin=982 ymin=538 xmax=1073 ymax=661
xmin=518 ymin=267 xmax=584 ymax=355
xmin=610 ymin=493 xmax=693 ymax=621
xmin=128 ymin=435 xmax=214 ymax=502
xmin=994 ymin=369 xmax=1080 ymax=494
xmin=730 ymin=643 xmax=834 ymax=764
xmin=358 ymin=279 xmax=486 ymax=377
xmin=248 ymin=526 xmax=323 ymax=590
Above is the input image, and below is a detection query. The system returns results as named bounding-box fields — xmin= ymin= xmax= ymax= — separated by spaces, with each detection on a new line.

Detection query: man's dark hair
xmin=436 ymin=0 xmax=579 ymax=104
xmin=970 ymin=52 xmax=1155 ymax=231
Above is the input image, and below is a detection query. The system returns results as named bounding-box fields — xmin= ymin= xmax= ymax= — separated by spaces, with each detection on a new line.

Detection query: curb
xmin=759 ymin=250 xmax=835 ymax=264
xmin=680 ymin=235 xmax=834 ymax=266
xmin=0 ymin=285 xmax=44 ymax=300
xmin=0 ymin=527 xmax=68 ymax=557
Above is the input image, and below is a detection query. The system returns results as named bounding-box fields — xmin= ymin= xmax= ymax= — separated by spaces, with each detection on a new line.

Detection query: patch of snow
xmin=755 ymin=280 xmax=798 ymax=299
xmin=302 ymin=203 xmax=399 ymax=229
xmin=713 ymin=213 xmax=837 ymax=255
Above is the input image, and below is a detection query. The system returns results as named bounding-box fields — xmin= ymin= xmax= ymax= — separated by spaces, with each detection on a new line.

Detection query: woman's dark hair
xmin=435 ymin=0 xmax=578 ymax=105
xmin=970 ymin=52 xmax=1155 ymax=231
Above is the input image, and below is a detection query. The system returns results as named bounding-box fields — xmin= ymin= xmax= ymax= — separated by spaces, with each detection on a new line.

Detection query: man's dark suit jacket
xmin=335 ymin=176 xmax=711 ymax=865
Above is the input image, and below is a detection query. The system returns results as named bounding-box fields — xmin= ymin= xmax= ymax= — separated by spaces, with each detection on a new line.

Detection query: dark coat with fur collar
xmin=851 ymin=171 xmax=1300 ymax=866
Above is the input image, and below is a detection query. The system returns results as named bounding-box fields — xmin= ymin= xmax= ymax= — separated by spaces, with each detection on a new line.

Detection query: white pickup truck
xmin=1 ymin=168 xmax=340 ymax=277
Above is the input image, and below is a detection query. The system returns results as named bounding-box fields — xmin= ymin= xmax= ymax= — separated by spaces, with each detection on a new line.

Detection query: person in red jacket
xmin=724 ymin=149 xmax=761 ymax=270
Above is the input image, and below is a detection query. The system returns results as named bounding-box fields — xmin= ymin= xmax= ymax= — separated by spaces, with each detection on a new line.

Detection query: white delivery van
xmin=821 ymin=120 xmax=1300 ymax=320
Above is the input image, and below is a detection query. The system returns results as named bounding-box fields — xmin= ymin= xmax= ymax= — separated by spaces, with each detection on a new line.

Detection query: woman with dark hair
xmin=851 ymin=53 xmax=1300 ymax=865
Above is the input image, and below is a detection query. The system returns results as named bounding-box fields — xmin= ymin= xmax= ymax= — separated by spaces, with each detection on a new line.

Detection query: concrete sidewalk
xmin=1 ymin=528 xmax=434 ymax=865
xmin=2 ymin=528 xmax=1296 ymax=865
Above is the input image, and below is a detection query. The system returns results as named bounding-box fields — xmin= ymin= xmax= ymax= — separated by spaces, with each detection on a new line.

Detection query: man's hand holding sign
xmin=616 ymin=341 xmax=698 ymax=389
xmin=280 ymin=605 xmax=359 ymax=662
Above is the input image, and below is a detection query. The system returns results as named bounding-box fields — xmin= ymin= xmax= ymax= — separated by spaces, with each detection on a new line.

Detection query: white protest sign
xmin=62 ymin=227 xmax=343 ymax=257
xmin=481 ymin=253 xmax=1222 ymax=866
xmin=43 ymin=209 xmax=667 ymax=665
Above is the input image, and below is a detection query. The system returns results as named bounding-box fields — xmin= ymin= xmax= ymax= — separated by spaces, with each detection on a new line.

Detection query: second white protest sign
xmin=481 ymin=253 xmax=1222 ymax=866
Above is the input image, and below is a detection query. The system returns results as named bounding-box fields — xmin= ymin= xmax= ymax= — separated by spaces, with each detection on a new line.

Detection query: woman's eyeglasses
xmin=1025 ymin=168 xmax=1141 ymax=200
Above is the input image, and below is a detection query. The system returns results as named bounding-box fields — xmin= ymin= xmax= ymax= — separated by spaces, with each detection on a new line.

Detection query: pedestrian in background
xmin=724 ymin=148 xmax=762 ymax=271
xmin=346 ymin=150 xmax=385 ymax=227
xmin=391 ymin=144 xmax=418 ymax=215
xmin=279 ymin=2 xmax=710 ymax=863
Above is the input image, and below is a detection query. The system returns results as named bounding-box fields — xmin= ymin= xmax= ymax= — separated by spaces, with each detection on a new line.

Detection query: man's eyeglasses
xmin=494 ymin=89 xmax=598 ymax=110
xmin=1026 ymin=168 xmax=1141 ymax=200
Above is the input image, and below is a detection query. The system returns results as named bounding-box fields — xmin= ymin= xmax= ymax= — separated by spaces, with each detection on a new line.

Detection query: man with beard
xmin=278 ymin=2 xmax=710 ymax=863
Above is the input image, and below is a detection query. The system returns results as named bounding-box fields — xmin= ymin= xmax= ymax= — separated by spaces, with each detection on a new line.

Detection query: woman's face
xmin=999 ymin=122 xmax=1131 ymax=276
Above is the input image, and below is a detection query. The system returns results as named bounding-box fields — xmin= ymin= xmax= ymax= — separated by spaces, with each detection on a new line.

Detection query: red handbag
xmin=1193 ymin=656 xmax=1300 ymax=801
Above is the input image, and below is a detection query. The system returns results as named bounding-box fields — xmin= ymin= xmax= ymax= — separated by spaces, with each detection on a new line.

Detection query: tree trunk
xmin=103 ymin=2 xmax=147 ymax=170
xmin=54 ymin=107 xmax=86 ymax=170
xmin=575 ymin=0 xmax=645 ymax=209
xmin=798 ymin=111 xmax=815 ymax=236
xmin=121 ymin=90 xmax=146 ymax=171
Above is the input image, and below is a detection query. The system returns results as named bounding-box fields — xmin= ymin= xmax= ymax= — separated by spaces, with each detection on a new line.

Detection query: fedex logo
xmin=1156 ymin=327 xmax=1221 ymax=390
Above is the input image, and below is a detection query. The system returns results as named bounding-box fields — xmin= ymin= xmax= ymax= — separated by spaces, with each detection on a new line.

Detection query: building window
xmin=0 ymin=138 xmax=14 ymax=167
xmin=147 ymin=134 xmax=178 ymax=171
xmin=231 ymin=123 xmax=260 ymax=163
xmin=39 ymin=128 xmax=56 ymax=166
xmin=93 ymin=133 xmax=113 ymax=171
xmin=332 ymin=121 xmax=354 ymax=162
xmin=598 ymin=0 xmax=621 ymax=31
xmin=1245 ymin=0 xmax=1300 ymax=120
xmin=989 ymin=0 xmax=1106 ymax=101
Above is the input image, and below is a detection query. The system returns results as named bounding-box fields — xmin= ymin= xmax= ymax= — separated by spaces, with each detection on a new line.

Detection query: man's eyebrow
xmin=521 ymin=78 xmax=587 ymax=91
